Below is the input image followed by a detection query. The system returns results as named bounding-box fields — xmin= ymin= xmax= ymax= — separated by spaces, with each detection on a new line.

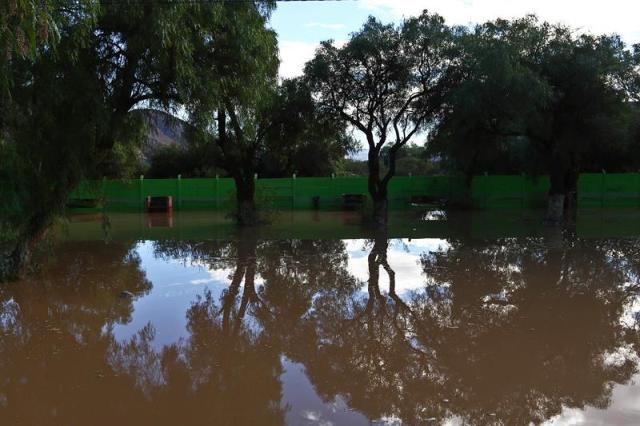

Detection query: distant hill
xmin=132 ymin=109 xmax=189 ymax=164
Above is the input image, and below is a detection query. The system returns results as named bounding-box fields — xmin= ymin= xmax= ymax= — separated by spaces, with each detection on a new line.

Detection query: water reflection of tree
xmin=416 ymin=235 xmax=640 ymax=424
xmin=301 ymin=233 xmax=640 ymax=425
xmin=2 ymin=235 xmax=639 ymax=425
xmin=0 ymin=241 xmax=152 ymax=424
xmin=120 ymin=235 xmax=360 ymax=425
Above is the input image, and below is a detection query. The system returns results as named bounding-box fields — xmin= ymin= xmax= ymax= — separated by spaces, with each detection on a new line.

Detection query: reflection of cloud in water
xmin=544 ymin=373 xmax=640 ymax=425
xmin=282 ymin=358 xmax=370 ymax=426
xmin=301 ymin=411 xmax=334 ymax=426
xmin=112 ymin=242 xmax=231 ymax=348
xmin=344 ymin=238 xmax=450 ymax=293
xmin=114 ymin=241 xmax=266 ymax=348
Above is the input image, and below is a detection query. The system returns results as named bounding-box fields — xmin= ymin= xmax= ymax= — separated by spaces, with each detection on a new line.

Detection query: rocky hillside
xmin=134 ymin=109 xmax=189 ymax=164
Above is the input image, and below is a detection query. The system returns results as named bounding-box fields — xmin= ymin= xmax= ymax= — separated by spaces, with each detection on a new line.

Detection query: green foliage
xmin=305 ymin=11 xmax=458 ymax=221
xmin=2 ymin=0 xmax=262 ymax=277
xmin=146 ymin=143 xmax=223 ymax=178
xmin=339 ymin=144 xmax=440 ymax=177
xmin=258 ymin=78 xmax=356 ymax=177
xmin=430 ymin=16 xmax=640 ymax=188
xmin=429 ymin=17 xmax=552 ymax=178
xmin=184 ymin=1 xmax=279 ymax=190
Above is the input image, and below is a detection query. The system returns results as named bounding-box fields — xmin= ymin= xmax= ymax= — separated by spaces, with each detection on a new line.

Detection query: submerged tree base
xmin=544 ymin=193 xmax=578 ymax=225
xmin=1 ymin=240 xmax=34 ymax=282
xmin=371 ymin=198 xmax=389 ymax=229
xmin=544 ymin=194 xmax=565 ymax=224
xmin=233 ymin=199 xmax=266 ymax=227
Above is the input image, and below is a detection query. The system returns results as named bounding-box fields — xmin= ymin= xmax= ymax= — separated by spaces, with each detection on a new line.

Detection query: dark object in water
xmin=146 ymin=196 xmax=173 ymax=213
xmin=342 ymin=194 xmax=365 ymax=210
xmin=410 ymin=195 xmax=444 ymax=206
xmin=67 ymin=198 xmax=100 ymax=208
xmin=312 ymin=196 xmax=321 ymax=209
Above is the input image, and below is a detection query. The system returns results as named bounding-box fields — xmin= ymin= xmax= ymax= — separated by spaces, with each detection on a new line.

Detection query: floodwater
xmin=2 ymin=210 xmax=640 ymax=425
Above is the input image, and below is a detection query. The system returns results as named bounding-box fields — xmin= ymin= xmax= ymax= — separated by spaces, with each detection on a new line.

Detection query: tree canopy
xmin=1 ymin=0 xmax=276 ymax=278
xmin=305 ymin=11 xmax=459 ymax=224
xmin=428 ymin=16 xmax=639 ymax=219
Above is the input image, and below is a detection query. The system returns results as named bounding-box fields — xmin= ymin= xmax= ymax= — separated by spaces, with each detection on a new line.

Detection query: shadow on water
xmin=1 ymin=211 xmax=640 ymax=425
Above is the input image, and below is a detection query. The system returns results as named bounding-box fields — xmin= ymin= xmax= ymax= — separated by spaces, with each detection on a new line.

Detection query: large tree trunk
xmin=367 ymin=149 xmax=389 ymax=227
xmin=1 ymin=243 xmax=26 ymax=282
xmin=546 ymin=152 xmax=579 ymax=223
xmin=1 ymin=220 xmax=51 ymax=282
xmin=234 ymin=175 xmax=258 ymax=226
xmin=372 ymin=196 xmax=388 ymax=227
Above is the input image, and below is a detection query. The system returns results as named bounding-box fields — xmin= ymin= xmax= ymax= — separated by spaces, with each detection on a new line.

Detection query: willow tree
xmin=305 ymin=12 xmax=457 ymax=226
xmin=184 ymin=1 xmax=279 ymax=225
xmin=0 ymin=0 xmax=231 ymax=281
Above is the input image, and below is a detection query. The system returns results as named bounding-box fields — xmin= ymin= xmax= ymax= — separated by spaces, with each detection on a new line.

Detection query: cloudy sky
xmin=271 ymin=0 xmax=640 ymax=79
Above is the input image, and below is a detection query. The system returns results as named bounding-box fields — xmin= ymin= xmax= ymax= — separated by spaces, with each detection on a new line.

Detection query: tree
xmin=1 ymin=1 xmax=103 ymax=280
xmin=184 ymin=1 xmax=279 ymax=226
xmin=428 ymin=18 xmax=552 ymax=185
xmin=257 ymin=78 xmax=356 ymax=177
xmin=1 ymin=0 xmax=233 ymax=280
xmin=620 ymin=43 xmax=640 ymax=102
xmin=429 ymin=16 xmax=638 ymax=221
xmin=305 ymin=12 xmax=457 ymax=226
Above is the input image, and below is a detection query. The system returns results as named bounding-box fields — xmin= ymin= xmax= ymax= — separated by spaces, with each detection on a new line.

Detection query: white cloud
xmin=278 ymin=39 xmax=348 ymax=79
xmin=279 ymin=40 xmax=319 ymax=79
xmin=305 ymin=22 xmax=347 ymax=30
xmin=360 ymin=0 xmax=640 ymax=44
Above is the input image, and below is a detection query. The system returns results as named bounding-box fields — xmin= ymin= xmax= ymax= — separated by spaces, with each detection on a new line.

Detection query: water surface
xmin=2 ymin=210 xmax=640 ymax=425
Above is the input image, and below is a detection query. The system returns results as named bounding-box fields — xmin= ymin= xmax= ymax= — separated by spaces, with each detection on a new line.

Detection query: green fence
xmin=69 ymin=173 xmax=640 ymax=211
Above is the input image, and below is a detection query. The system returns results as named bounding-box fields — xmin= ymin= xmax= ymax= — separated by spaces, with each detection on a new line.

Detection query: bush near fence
xmin=69 ymin=173 xmax=640 ymax=211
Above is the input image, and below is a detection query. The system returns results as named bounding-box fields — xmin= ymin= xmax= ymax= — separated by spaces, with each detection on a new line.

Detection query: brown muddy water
xmin=2 ymin=210 xmax=640 ymax=425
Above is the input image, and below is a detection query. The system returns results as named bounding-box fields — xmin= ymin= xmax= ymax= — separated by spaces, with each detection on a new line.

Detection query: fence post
xmin=177 ymin=174 xmax=182 ymax=211
xmin=139 ymin=175 xmax=144 ymax=211
xmin=215 ymin=174 xmax=219 ymax=210
xmin=292 ymin=173 xmax=296 ymax=209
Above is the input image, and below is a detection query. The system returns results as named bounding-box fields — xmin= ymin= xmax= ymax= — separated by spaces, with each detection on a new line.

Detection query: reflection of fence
xmin=69 ymin=173 xmax=640 ymax=211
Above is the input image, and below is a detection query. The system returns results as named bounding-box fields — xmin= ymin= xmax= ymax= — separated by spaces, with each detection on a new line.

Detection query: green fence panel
xmin=103 ymin=180 xmax=139 ymax=209
xmin=180 ymin=178 xmax=214 ymax=208
xmin=256 ymin=177 xmax=294 ymax=208
xmin=578 ymin=173 xmax=605 ymax=208
xmin=603 ymin=173 xmax=639 ymax=208
xmin=293 ymin=177 xmax=338 ymax=209
xmin=68 ymin=173 xmax=640 ymax=212
xmin=143 ymin=178 xmax=179 ymax=198
xmin=523 ymin=176 xmax=550 ymax=208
